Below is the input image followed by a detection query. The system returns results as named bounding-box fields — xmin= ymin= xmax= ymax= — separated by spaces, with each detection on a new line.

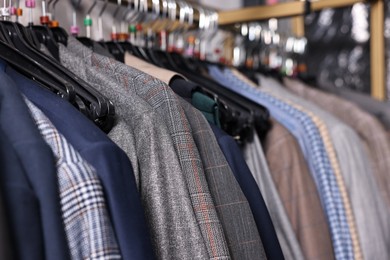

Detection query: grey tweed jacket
xmin=179 ymin=98 xmax=267 ymax=260
xmin=59 ymin=44 xmax=209 ymax=260
xmin=65 ymin=37 xmax=231 ymax=260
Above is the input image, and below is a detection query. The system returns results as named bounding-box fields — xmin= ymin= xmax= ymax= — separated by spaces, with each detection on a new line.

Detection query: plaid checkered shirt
xmin=25 ymin=99 xmax=122 ymax=260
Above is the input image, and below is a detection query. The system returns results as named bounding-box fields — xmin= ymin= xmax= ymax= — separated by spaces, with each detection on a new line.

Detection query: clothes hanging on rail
xmin=284 ymin=78 xmax=390 ymax=207
xmin=208 ymin=123 xmax=282 ymax=259
xmin=208 ymin=65 xmax=390 ymax=260
xmin=209 ymin=65 xmax=357 ymax=260
xmin=0 ymin=66 xmax=70 ymax=260
xmin=122 ymin=55 xmax=283 ymax=260
xmin=63 ymin=36 xmax=274 ymax=260
xmin=6 ymin=60 xmax=155 ymax=260
xmin=179 ymin=98 xmax=267 ymax=260
xmin=259 ymin=75 xmax=390 ymax=260
xmin=4 ymin=16 xmax=390 ymax=260
xmin=60 ymin=40 xmax=216 ymax=260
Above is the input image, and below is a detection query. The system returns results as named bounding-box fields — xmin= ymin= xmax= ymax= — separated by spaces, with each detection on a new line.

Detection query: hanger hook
xmin=69 ymin=0 xmax=82 ymax=36
xmin=113 ymin=0 xmax=121 ymax=19
xmin=187 ymin=1 xmax=194 ymax=27
xmin=136 ymin=0 xmax=148 ymax=24
xmin=110 ymin=0 xmax=122 ymax=38
xmin=87 ymin=0 xmax=97 ymax=15
xmin=214 ymin=10 xmax=219 ymax=31
xmin=152 ymin=0 xmax=160 ymax=18
xmin=98 ymin=0 xmax=108 ymax=18
xmin=83 ymin=0 xmax=98 ymax=38
xmin=162 ymin=0 xmax=168 ymax=19
xmin=168 ymin=0 xmax=176 ymax=22
xmin=176 ymin=1 xmax=190 ymax=33
xmin=124 ymin=0 xmax=140 ymax=25
xmin=121 ymin=0 xmax=130 ymax=20
xmin=141 ymin=0 xmax=148 ymax=13
xmin=48 ymin=0 xmax=59 ymax=16
xmin=118 ymin=0 xmax=131 ymax=35
xmin=0 ymin=0 xmax=11 ymax=21
xmin=178 ymin=1 xmax=185 ymax=25
xmin=198 ymin=6 xmax=205 ymax=32
xmin=97 ymin=0 xmax=108 ymax=40
xmin=71 ymin=0 xmax=82 ymax=9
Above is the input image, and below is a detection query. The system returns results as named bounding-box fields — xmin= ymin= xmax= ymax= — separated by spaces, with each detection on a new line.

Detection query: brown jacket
xmin=264 ymin=120 xmax=334 ymax=260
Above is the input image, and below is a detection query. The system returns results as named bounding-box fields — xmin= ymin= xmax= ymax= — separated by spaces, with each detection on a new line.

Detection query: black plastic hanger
xmin=77 ymin=36 xmax=95 ymax=48
xmin=151 ymin=49 xmax=179 ymax=71
xmin=118 ymin=41 xmax=140 ymax=57
xmin=29 ymin=24 xmax=60 ymax=60
xmin=51 ymin=26 xmax=68 ymax=46
xmin=105 ymin=40 xmax=125 ymax=62
xmin=76 ymin=0 xmax=97 ymax=49
xmin=0 ymin=20 xmax=114 ymax=131
xmin=174 ymin=61 xmax=271 ymax=142
xmin=140 ymin=47 xmax=164 ymax=67
xmin=132 ymin=45 xmax=150 ymax=61
xmin=0 ymin=36 xmax=75 ymax=102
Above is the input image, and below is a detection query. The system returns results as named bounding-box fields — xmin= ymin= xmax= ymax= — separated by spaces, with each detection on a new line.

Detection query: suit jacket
xmin=59 ymin=43 xmax=210 ymax=260
xmin=323 ymin=85 xmax=390 ymax=130
xmin=0 ymin=142 xmax=15 ymax=260
xmin=8 ymin=63 xmax=155 ymax=260
xmin=243 ymin=132 xmax=305 ymax=260
xmin=209 ymin=123 xmax=285 ymax=260
xmin=0 ymin=127 xmax=44 ymax=260
xmin=285 ymin=78 xmax=390 ymax=208
xmin=64 ymin=37 xmax=231 ymax=260
xmin=25 ymin=99 xmax=121 ymax=259
xmin=179 ymin=98 xmax=266 ymax=260
xmin=0 ymin=62 xmax=69 ymax=260
xmin=264 ymin=119 xmax=334 ymax=260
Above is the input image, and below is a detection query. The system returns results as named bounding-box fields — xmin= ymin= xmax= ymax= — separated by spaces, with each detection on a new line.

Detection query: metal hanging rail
xmin=218 ymin=0 xmax=386 ymax=101
xmin=104 ymin=0 xmax=202 ymax=25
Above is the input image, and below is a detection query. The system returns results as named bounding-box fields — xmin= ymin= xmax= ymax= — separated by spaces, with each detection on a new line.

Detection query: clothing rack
xmin=103 ymin=0 xmax=385 ymax=101
xmin=219 ymin=0 xmax=386 ymax=101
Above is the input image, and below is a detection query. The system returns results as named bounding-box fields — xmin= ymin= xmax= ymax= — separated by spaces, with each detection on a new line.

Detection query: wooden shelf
xmin=371 ymin=0 xmax=385 ymax=100
xmin=218 ymin=1 xmax=305 ymax=25
xmin=311 ymin=0 xmax=367 ymax=11
xmin=218 ymin=0 xmax=367 ymax=25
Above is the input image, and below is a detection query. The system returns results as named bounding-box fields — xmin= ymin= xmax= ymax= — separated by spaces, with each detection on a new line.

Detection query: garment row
xmin=1 ymin=35 xmax=390 ymax=260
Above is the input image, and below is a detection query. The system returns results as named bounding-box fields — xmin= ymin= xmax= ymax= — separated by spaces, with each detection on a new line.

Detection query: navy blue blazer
xmin=0 ymin=62 xmax=69 ymax=260
xmin=7 ymin=64 xmax=155 ymax=260
xmin=0 ymin=128 xmax=40 ymax=260
xmin=0 ymin=176 xmax=14 ymax=260
xmin=209 ymin=123 xmax=285 ymax=260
